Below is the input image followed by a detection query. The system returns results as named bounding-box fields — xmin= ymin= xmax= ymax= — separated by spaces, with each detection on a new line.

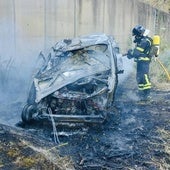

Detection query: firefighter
xmin=127 ymin=25 xmax=152 ymax=101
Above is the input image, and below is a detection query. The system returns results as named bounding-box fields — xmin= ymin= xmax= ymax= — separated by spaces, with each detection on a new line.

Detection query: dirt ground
xmin=0 ymin=77 xmax=170 ymax=170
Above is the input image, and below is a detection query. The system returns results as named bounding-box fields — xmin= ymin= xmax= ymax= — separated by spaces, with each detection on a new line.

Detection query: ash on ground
xmin=1 ymin=78 xmax=170 ymax=170
xmin=17 ymin=83 xmax=170 ymax=170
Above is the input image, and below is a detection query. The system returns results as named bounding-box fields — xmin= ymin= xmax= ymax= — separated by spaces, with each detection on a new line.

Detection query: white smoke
xmin=118 ymin=56 xmax=135 ymax=83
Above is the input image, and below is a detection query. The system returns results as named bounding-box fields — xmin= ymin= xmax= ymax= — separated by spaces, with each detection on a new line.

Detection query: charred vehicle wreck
xmin=21 ymin=34 xmax=123 ymax=124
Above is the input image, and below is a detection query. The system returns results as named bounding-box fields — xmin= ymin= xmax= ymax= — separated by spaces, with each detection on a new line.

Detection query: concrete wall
xmin=0 ymin=0 xmax=170 ymax=61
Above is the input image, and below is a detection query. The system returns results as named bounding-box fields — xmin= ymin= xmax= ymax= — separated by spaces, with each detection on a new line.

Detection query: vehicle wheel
xmin=21 ymin=104 xmax=36 ymax=123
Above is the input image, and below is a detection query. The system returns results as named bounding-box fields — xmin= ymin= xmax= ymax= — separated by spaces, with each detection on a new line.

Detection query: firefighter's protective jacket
xmin=131 ymin=36 xmax=152 ymax=62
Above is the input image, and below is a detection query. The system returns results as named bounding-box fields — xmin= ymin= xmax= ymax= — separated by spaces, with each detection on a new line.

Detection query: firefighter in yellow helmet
xmin=127 ymin=25 xmax=153 ymax=101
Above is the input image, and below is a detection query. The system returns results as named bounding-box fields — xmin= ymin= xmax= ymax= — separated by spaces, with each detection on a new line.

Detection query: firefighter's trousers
xmin=136 ymin=61 xmax=151 ymax=96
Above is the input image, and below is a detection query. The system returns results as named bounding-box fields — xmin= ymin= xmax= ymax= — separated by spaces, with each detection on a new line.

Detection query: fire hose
xmin=122 ymin=53 xmax=170 ymax=81
xmin=123 ymin=35 xmax=170 ymax=80
xmin=155 ymin=57 xmax=170 ymax=81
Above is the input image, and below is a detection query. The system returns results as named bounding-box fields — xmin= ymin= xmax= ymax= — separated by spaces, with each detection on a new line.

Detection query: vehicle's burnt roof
xmin=53 ymin=34 xmax=116 ymax=52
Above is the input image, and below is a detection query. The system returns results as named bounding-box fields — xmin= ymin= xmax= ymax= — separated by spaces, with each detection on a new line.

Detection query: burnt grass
xmin=1 ymin=82 xmax=170 ymax=169
xmin=56 ymin=87 xmax=170 ymax=170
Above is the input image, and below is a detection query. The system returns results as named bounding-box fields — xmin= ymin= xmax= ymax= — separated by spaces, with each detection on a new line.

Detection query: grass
xmin=0 ymin=130 xmax=75 ymax=170
xmin=155 ymin=127 xmax=170 ymax=170
xmin=140 ymin=0 xmax=170 ymax=13
xmin=150 ymin=48 xmax=170 ymax=90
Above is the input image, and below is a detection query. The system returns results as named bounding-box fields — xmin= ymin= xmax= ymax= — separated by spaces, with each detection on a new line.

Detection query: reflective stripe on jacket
xmin=133 ymin=36 xmax=152 ymax=62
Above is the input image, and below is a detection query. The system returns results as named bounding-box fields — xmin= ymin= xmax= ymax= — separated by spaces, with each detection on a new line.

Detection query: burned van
xmin=21 ymin=34 xmax=123 ymax=124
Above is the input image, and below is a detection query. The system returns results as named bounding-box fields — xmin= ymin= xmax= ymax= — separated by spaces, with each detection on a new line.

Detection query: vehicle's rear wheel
xmin=21 ymin=104 xmax=36 ymax=123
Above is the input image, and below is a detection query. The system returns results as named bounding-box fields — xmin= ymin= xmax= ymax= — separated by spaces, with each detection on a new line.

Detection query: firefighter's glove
xmin=127 ymin=49 xmax=134 ymax=59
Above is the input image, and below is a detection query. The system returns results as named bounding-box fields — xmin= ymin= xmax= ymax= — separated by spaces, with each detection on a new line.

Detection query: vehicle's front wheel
xmin=21 ymin=104 xmax=37 ymax=123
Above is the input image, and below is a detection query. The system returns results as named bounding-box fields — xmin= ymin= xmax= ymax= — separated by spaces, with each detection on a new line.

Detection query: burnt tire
xmin=21 ymin=104 xmax=36 ymax=123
